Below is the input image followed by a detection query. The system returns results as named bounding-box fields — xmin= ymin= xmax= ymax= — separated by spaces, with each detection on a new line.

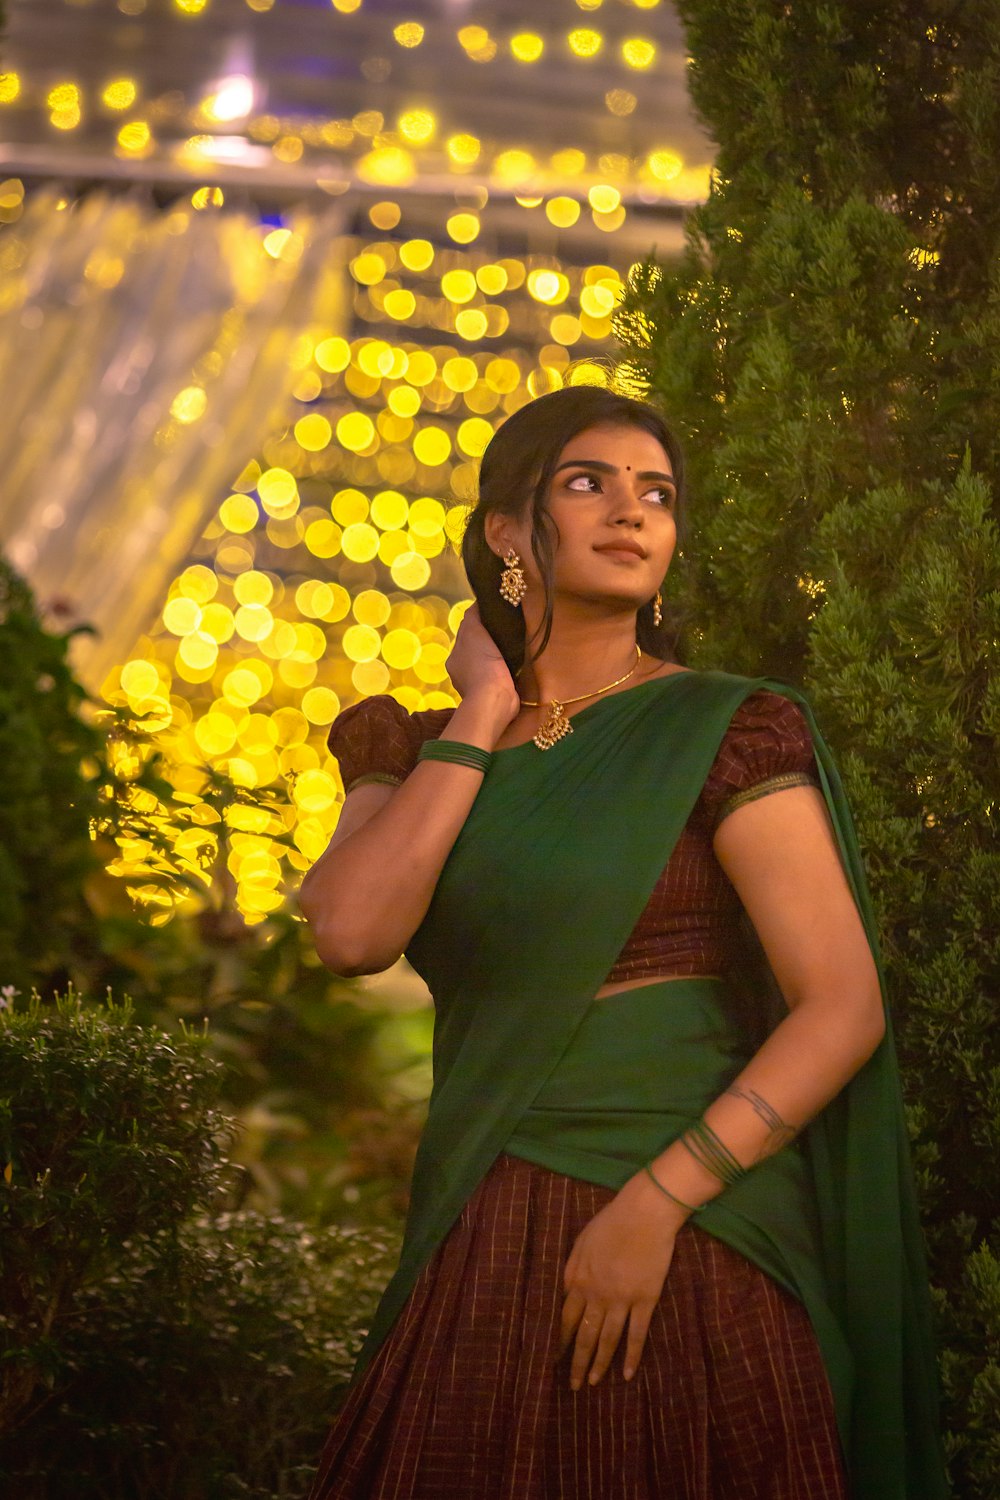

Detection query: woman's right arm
xmin=298 ymin=607 xmax=519 ymax=976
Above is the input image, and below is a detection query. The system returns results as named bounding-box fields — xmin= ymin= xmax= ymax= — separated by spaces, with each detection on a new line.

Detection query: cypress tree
xmin=617 ymin=4 xmax=1000 ymax=1492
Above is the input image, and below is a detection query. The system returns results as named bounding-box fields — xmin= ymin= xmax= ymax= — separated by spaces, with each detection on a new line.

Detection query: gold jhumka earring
xmin=499 ymin=549 xmax=527 ymax=606
xmin=653 ymin=590 xmax=663 ymax=627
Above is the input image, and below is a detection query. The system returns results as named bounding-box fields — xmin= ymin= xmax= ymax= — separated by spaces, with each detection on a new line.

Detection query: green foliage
xmin=0 ymin=990 xmax=235 ymax=1433
xmin=0 ymin=992 xmax=398 ymax=1498
xmin=0 ymin=562 xmax=104 ymax=995
xmin=617 ymin=2 xmax=1000 ymax=1492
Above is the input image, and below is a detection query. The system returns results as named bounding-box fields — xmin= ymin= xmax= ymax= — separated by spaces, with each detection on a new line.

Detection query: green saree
xmin=356 ymin=669 xmax=949 ymax=1500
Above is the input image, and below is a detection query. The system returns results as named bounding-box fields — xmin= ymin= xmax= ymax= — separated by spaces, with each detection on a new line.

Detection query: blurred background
xmin=0 ymin=0 xmax=711 ymax=1219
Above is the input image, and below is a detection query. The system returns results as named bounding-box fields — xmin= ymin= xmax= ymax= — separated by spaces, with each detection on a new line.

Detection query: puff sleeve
xmin=327 ymin=695 xmax=420 ymax=795
xmin=701 ymin=689 xmax=820 ymax=833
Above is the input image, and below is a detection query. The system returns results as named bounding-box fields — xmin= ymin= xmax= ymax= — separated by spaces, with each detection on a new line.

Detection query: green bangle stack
xmin=680 ymin=1118 xmax=748 ymax=1188
xmin=643 ymin=1162 xmax=704 ymax=1215
xmin=417 ymin=738 xmax=494 ymax=775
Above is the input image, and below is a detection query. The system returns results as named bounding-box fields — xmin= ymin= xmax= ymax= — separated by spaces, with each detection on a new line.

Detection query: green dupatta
xmin=354 ymin=669 xmax=948 ymax=1500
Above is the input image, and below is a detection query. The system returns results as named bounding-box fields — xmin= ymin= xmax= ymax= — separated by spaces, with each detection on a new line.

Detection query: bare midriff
xmin=593 ymin=972 xmax=723 ymax=1002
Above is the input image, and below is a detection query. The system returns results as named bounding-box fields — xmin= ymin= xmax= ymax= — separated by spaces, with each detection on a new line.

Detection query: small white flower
xmin=0 ymin=984 xmax=21 ymax=1011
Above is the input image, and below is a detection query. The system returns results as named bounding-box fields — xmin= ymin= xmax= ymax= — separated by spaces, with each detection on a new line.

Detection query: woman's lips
xmin=594 ymin=545 xmax=645 ymax=561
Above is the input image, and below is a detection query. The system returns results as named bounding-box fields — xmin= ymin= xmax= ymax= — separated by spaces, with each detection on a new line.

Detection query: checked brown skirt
xmin=307 ymin=1153 xmax=848 ymax=1500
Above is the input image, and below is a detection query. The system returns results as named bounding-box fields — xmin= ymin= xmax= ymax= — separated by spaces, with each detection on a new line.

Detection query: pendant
xmin=532 ymin=700 xmax=573 ymax=751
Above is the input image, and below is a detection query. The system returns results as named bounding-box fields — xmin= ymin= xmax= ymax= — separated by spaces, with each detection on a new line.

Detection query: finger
xmin=586 ymin=1305 xmax=628 ymax=1387
xmin=559 ymin=1288 xmax=586 ymax=1359
xmin=569 ymin=1309 xmax=603 ymax=1391
xmin=622 ymin=1301 xmax=655 ymax=1381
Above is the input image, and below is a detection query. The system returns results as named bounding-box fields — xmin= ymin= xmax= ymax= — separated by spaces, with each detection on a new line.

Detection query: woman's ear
xmin=483 ymin=512 xmax=507 ymax=557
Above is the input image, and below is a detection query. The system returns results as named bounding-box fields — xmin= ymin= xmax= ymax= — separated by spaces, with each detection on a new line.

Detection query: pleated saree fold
xmin=354 ymin=669 xmax=948 ymax=1500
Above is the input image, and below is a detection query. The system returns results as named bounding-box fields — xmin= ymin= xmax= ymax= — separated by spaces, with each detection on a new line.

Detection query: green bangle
xmin=417 ymin=738 xmax=494 ymax=775
xmin=643 ymin=1163 xmax=704 ymax=1215
xmin=680 ymin=1119 xmax=748 ymax=1189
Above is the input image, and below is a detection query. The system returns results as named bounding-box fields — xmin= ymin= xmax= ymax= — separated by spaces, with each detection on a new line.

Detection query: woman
xmin=300 ymin=387 xmax=948 ymax=1499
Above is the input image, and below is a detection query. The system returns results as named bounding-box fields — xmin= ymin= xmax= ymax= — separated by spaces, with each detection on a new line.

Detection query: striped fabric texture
xmin=308 ymin=1154 xmax=847 ymax=1500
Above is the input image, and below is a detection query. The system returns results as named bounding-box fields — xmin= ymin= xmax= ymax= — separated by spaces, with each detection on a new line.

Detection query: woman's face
xmin=489 ymin=422 xmax=677 ymax=615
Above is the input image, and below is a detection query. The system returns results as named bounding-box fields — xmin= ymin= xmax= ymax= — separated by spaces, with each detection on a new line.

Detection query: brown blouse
xmin=327 ymin=689 xmax=819 ymax=987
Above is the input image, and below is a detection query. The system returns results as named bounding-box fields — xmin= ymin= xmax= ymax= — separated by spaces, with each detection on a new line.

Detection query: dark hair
xmin=461 ymin=386 xmax=689 ymax=676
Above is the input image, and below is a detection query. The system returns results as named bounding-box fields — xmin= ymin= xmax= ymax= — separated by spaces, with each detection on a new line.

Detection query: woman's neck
xmin=514 ymin=610 xmax=648 ymax=705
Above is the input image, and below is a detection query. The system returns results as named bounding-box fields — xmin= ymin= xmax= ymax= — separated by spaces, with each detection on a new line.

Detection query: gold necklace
xmin=518 ymin=644 xmax=643 ymax=751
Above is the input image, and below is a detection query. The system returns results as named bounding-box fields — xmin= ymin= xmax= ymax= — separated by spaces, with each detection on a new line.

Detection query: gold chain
xmin=518 ymin=645 xmax=643 ymax=751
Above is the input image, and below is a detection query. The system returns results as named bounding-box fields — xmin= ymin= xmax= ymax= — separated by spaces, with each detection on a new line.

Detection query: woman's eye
xmin=565 ymin=473 xmax=600 ymax=492
xmin=645 ymin=486 xmax=675 ymax=507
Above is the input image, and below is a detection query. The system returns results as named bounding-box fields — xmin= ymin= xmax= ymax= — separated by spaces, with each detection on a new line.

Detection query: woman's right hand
xmin=446 ymin=603 xmax=520 ymax=724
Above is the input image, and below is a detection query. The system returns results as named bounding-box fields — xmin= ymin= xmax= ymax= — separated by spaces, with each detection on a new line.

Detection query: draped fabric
xmin=353 ymin=669 xmax=947 ymax=1500
xmin=0 ymin=186 xmax=346 ymax=688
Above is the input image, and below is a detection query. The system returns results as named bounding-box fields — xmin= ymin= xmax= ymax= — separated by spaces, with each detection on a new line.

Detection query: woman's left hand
xmin=559 ymin=1171 xmax=687 ymax=1389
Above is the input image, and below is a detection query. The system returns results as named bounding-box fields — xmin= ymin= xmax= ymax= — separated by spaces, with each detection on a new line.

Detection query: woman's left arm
xmin=560 ymin=781 xmax=886 ymax=1390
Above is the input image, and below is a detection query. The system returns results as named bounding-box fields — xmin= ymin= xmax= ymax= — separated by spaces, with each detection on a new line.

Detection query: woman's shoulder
xmin=327 ymin=694 xmax=455 ymax=794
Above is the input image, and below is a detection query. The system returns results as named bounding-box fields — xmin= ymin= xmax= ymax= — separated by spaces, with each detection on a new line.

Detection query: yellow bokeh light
xmin=622 ymin=37 xmax=657 ymax=68
xmin=369 ymin=201 xmax=401 ymax=231
xmin=457 ymin=417 xmax=494 ymax=457
xmin=646 ymin=149 xmax=683 ymax=182
xmin=316 ymin=336 xmax=351 ymax=372
xmin=398 ymin=108 xmax=436 ymax=145
xmin=351 ymin=251 xmax=387 ymax=286
xmin=485 ymin=356 xmax=521 ymax=393
xmin=332 ymin=487 xmax=369 ymax=525
xmin=511 ymin=33 xmax=544 ymax=62
xmin=234 ymin=604 xmax=274 ymax=642
xmin=568 ymin=28 xmax=603 ymax=57
xmin=447 ymin=212 xmax=480 ymax=244
xmin=0 ymin=74 xmax=22 ymax=105
xmin=102 ymin=78 xmax=137 ymax=110
xmin=120 ymin=659 xmax=160 ymax=699
xmin=399 ymin=238 xmax=435 ymax=271
xmin=117 ymin=120 xmax=152 ymax=155
xmin=387 ymin=384 xmax=421 ymax=418
xmin=179 ymin=565 xmax=218 ymax=603
xmin=412 ymin=427 xmax=452 ymax=466
xmin=447 ymin=133 xmax=481 ymax=166
xmin=224 ymin=667 xmax=267 ymax=707
xmin=357 ymin=146 xmax=416 ymax=186
xmin=163 ymin=597 xmax=202 ymax=636
xmin=442 ymin=355 xmax=478 ymax=392
xmin=199 ymin=602 xmax=236 ymax=642
xmin=304 ymin=519 xmax=343 ymax=558
xmin=342 ymin=623 xmax=382 ymax=663
xmin=408 ymin=496 xmax=446 ymax=536
xmin=441 ymin=269 xmax=478 ymax=304
xmin=371 ymin=489 xmax=409 ymax=529
xmin=294 ymin=412 xmax=333 ymax=451
xmin=455 ymin=309 xmax=488 ymax=341
xmin=293 ymin=769 xmax=338 ymax=814
xmin=390 ymin=551 xmax=432 ymax=591
xmin=527 ymin=269 xmax=569 ymax=305
xmin=352 ymin=661 xmax=391 ymax=695
xmin=258 ymin=467 xmax=299 ymax=514
xmin=569 ymin=361 xmax=609 ymax=387
xmin=341 ymin=521 xmax=380 ymax=562
xmin=550 ymin=314 xmax=583 ymax=345
xmin=47 ymin=83 xmax=80 ymax=111
xmin=588 ymin=183 xmax=621 ymax=214
xmin=170 ymin=386 xmax=207 ymax=424
xmin=593 ymin=204 xmax=626 ymax=232
xmin=546 ymin=197 xmax=581 ymax=228
xmin=580 ymin=283 xmax=616 ymax=317
xmin=381 ymin=628 xmax=421 ymax=670
xmin=494 ymin=149 xmax=536 ymax=185
xmin=301 ymin=687 xmax=341 ymax=724
xmin=353 ymin=589 xmax=392 ymax=626
xmin=336 ymin=412 xmax=376 ymax=452
xmin=393 ymin=21 xmax=424 ymax=46
xmin=405 ymin=350 xmax=438 ymax=386
xmin=178 ymin=633 xmax=219 ymax=671
xmin=296 ymin=581 xmax=335 ymax=618
xmin=457 ymin=25 xmax=497 ymax=62
xmin=606 ymin=89 xmax=637 ymax=116
xmin=233 ymin=570 xmax=273 ymax=606
xmin=383 ymin=288 xmax=417 ymax=320
xmin=476 ymin=263 xmax=508 ymax=295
